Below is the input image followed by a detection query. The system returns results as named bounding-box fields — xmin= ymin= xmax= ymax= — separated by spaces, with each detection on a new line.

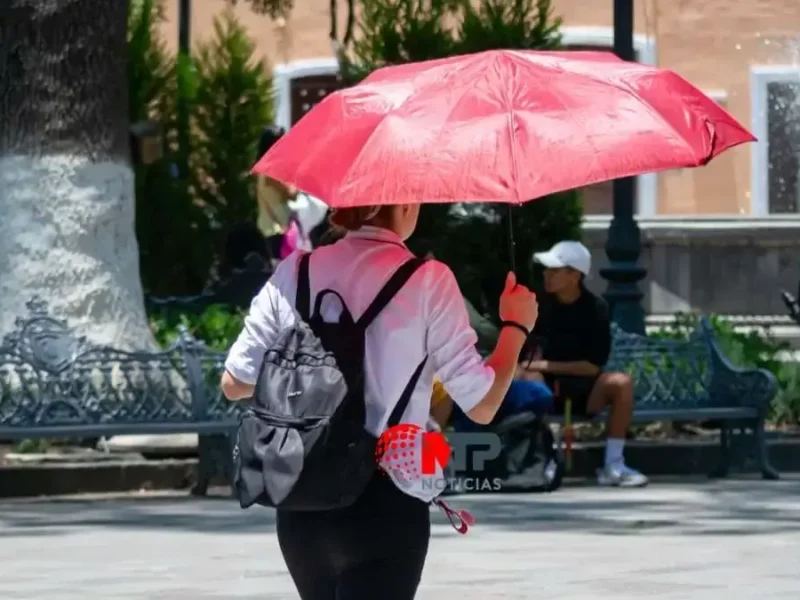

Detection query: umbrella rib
xmin=490 ymin=51 xmax=525 ymax=205
xmin=614 ymin=73 xmax=710 ymax=167
xmin=338 ymin=68 xmax=491 ymax=203
xmin=507 ymin=105 xmax=522 ymax=205
xmin=535 ymin=60 xmax=608 ymax=196
xmin=289 ymin=92 xmax=370 ymax=202
xmin=535 ymin=60 xmax=705 ymax=183
xmin=525 ymin=54 xmax=709 ymax=172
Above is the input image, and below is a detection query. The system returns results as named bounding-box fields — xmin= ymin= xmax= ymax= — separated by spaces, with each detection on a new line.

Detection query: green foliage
xmin=343 ymin=0 xmax=563 ymax=81
xmin=774 ymin=362 xmax=800 ymax=425
xmin=653 ymin=314 xmax=800 ymax=425
xmin=343 ymin=0 xmax=458 ymax=82
xmin=341 ymin=0 xmax=582 ymax=312
xmin=149 ymin=305 xmax=245 ymax=351
xmin=128 ymin=0 xmax=172 ymax=124
xmin=129 ymin=0 xmax=193 ymax=295
xmin=12 ymin=438 xmax=52 ymax=454
xmin=128 ymin=0 xmax=208 ymax=295
xmin=193 ymin=11 xmax=273 ymax=229
xmin=655 ymin=313 xmax=787 ymax=376
xmin=455 ymin=0 xmax=562 ymax=53
xmin=127 ymin=5 xmax=273 ymax=296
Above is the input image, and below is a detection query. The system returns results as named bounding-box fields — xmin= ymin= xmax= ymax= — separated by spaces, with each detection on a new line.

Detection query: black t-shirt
xmin=526 ymin=287 xmax=611 ymax=369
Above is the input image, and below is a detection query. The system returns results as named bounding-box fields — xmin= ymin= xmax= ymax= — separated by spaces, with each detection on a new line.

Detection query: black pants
xmin=545 ymin=374 xmax=600 ymax=416
xmin=277 ymin=473 xmax=431 ymax=600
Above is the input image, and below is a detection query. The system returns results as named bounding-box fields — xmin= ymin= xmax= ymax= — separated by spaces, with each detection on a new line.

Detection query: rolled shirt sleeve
xmin=224 ymin=252 xmax=301 ymax=385
xmin=424 ymin=261 xmax=495 ymax=414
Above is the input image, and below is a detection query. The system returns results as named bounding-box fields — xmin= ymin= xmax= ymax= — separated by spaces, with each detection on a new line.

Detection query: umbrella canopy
xmin=253 ymin=50 xmax=754 ymax=208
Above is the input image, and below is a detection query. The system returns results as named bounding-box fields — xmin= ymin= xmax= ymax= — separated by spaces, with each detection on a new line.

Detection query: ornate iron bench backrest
xmin=146 ymin=254 xmax=273 ymax=314
xmin=0 ymin=297 xmax=195 ymax=429
xmin=181 ymin=339 xmax=238 ymax=422
xmin=605 ymin=321 xmax=715 ymax=410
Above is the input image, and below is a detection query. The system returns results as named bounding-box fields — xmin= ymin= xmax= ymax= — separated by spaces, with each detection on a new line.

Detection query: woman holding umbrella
xmin=228 ymin=49 xmax=754 ymax=599
xmin=222 ymin=203 xmax=538 ymax=599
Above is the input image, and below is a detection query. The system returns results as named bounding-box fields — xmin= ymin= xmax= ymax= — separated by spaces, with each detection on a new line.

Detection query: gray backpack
xmin=233 ymin=252 xmax=427 ymax=510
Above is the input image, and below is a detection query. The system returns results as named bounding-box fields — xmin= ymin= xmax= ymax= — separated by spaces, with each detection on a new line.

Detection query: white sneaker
xmin=597 ymin=463 xmax=649 ymax=488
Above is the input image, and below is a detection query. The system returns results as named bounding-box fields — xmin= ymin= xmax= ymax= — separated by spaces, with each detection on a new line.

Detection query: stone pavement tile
xmin=1 ymin=478 xmax=800 ymax=599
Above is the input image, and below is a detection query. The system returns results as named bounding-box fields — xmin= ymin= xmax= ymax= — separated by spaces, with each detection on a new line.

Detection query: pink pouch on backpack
xmin=279 ymin=220 xmax=302 ymax=259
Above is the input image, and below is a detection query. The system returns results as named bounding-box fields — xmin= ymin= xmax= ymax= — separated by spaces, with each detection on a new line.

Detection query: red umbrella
xmin=252 ymin=50 xmax=754 ymax=209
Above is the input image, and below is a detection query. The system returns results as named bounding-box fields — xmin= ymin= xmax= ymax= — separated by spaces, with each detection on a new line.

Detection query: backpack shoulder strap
xmin=357 ymin=257 xmax=428 ymax=429
xmin=357 ymin=257 xmax=427 ymax=330
xmin=296 ymin=253 xmax=311 ymax=321
xmin=386 ymin=356 xmax=428 ymax=429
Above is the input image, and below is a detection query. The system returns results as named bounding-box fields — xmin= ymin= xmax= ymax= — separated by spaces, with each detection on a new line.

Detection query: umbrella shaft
xmin=507 ymin=205 xmax=516 ymax=273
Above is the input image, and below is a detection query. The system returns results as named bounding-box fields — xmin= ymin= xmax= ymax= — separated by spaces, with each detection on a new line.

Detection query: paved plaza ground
xmin=1 ymin=477 xmax=799 ymax=600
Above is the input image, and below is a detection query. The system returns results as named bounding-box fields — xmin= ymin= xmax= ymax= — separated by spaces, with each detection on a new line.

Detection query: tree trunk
xmin=0 ymin=0 xmax=155 ymax=350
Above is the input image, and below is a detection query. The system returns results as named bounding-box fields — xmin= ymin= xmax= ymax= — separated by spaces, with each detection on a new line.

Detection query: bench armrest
xmin=713 ymin=365 xmax=778 ymax=414
xmin=703 ymin=320 xmax=779 ymax=415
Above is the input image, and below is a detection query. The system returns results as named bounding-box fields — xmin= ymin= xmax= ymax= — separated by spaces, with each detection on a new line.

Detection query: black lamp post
xmin=176 ymin=0 xmax=191 ymax=180
xmin=600 ymin=0 xmax=647 ymax=334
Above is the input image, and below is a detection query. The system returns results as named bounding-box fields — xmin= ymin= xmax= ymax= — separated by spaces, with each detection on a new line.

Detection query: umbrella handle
xmin=506 ymin=204 xmax=516 ymax=273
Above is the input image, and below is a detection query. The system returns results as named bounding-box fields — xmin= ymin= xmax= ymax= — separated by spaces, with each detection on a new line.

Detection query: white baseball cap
xmin=533 ymin=241 xmax=591 ymax=275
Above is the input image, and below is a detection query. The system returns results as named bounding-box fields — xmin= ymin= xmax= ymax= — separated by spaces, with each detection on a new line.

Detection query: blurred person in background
xmin=256 ymin=126 xmax=328 ymax=261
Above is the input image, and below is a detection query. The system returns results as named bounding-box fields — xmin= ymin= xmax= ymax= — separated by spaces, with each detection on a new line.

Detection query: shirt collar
xmin=346 ymin=225 xmax=405 ymax=245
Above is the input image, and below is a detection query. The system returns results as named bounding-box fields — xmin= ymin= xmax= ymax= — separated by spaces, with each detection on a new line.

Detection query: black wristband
xmin=500 ymin=320 xmax=530 ymax=338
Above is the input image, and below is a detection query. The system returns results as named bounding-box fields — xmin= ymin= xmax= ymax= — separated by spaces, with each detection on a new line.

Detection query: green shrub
xmin=342 ymin=0 xmax=458 ymax=82
xmin=342 ymin=0 xmax=563 ymax=80
xmin=128 ymin=0 xmax=173 ymax=124
xmin=653 ymin=313 xmax=800 ymax=425
xmin=773 ymin=361 xmax=800 ymax=425
xmin=128 ymin=7 xmax=273 ymax=296
xmin=193 ymin=10 xmax=273 ymax=229
xmin=340 ymin=0 xmax=582 ymax=313
xmin=455 ymin=0 xmax=562 ymax=53
xmin=149 ymin=305 xmax=245 ymax=351
xmin=12 ymin=438 xmax=52 ymax=454
xmin=128 ymin=0 xmax=210 ymax=296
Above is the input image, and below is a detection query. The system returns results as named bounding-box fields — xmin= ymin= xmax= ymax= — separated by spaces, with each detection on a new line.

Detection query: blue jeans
xmin=501 ymin=379 xmax=554 ymax=418
xmin=454 ymin=379 xmax=554 ymax=432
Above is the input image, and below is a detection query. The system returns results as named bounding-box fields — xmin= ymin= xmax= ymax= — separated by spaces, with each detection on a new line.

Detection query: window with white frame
xmin=273 ymin=59 xmax=341 ymax=132
xmin=751 ymin=66 xmax=800 ymax=215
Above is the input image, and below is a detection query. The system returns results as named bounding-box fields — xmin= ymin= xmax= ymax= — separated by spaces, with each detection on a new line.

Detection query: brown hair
xmin=328 ymin=205 xmax=395 ymax=232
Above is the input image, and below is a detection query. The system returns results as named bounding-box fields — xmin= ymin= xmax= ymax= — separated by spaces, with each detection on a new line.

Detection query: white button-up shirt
xmin=224 ymin=226 xmax=495 ymax=501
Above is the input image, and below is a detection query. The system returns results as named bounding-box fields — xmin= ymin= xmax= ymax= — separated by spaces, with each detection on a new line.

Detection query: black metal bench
xmin=545 ymin=319 xmax=780 ymax=479
xmin=5 ymin=290 xmax=779 ymax=495
xmin=145 ymin=253 xmax=273 ymax=315
xmin=0 ymin=297 xmax=239 ymax=495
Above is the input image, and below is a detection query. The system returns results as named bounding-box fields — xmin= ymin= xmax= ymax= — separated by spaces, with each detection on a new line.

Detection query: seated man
xmin=519 ymin=240 xmax=648 ymax=488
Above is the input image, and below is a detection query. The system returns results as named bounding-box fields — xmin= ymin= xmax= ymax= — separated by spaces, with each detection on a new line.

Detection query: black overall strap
xmin=296 ymin=253 xmax=312 ymax=321
xmin=357 ymin=257 xmax=427 ymax=330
